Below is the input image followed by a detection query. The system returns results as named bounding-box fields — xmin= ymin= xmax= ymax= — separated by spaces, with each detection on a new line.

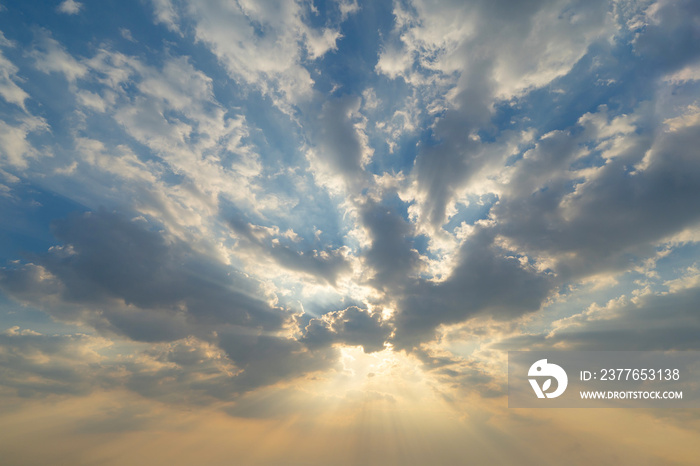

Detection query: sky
xmin=0 ymin=0 xmax=699 ymax=464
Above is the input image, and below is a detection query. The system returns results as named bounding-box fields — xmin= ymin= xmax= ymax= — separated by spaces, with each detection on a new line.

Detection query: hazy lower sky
xmin=1 ymin=0 xmax=699 ymax=464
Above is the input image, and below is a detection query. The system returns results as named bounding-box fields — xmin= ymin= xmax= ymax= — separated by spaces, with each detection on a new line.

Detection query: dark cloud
xmin=229 ymin=217 xmax=351 ymax=285
xmin=631 ymin=0 xmax=700 ymax=73
xmin=0 ymin=211 xmax=344 ymax=401
xmin=0 ymin=330 xmax=111 ymax=398
xmin=392 ymin=110 xmax=700 ymax=348
xmin=347 ymin=190 xmax=552 ymax=350
xmin=358 ymin=198 xmax=420 ymax=290
xmin=311 ymin=95 xmax=369 ymax=188
xmin=494 ymin=119 xmax=700 ymax=280
xmin=302 ymin=306 xmax=392 ymax=353
xmin=495 ymin=284 xmax=700 ymax=351
xmin=0 ymin=210 xmax=285 ymax=342
xmin=217 ymin=331 xmax=337 ymax=392
xmin=0 ymin=327 xmax=337 ymax=405
xmin=119 ymin=337 xmax=243 ymax=403
xmin=413 ymin=116 xmax=487 ymax=228
xmin=393 ymin=227 xmax=553 ymax=349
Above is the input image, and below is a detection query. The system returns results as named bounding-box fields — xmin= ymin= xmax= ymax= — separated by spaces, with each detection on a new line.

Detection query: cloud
xmin=30 ymin=34 xmax=87 ymax=83
xmin=229 ymin=217 xmax=351 ymax=286
xmin=358 ymin=197 xmax=421 ymax=290
xmin=375 ymin=0 xmax=616 ymax=230
xmin=0 ymin=35 xmax=50 ymax=169
xmin=0 ymin=38 xmax=30 ymax=111
xmin=216 ymin=332 xmax=336 ymax=393
xmin=302 ymin=306 xmax=392 ymax=353
xmin=0 ymin=329 xmax=110 ymax=397
xmin=492 ymin=104 xmax=700 ymax=280
xmin=393 ymin=227 xmax=553 ymax=349
xmin=338 ymin=0 xmax=360 ymax=20
xmin=0 ymin=209 xmax=353 ymax=400
xmin=305 ymin=95 xmax=373 ymax=192
xmin=57 ymin=0 xmax=83 ymax=15
xmin=377 ymin=0 xmax=614 ymax=94
xmin=497 ymin=283 xmax=700 ymax=352
xmin=0 ymin=115 xmax=49 ymax=169
xmin=0 ymin=210 xmax=285 ymax=339
xmin=0 ymin=328 xmax=265 ymax=403
xmin=156 ymin=0 xmax=343 ymax=110
xmin=25 ymin=41 xmax=273 ymax=239
xmin=629 ymin=0 xmax=700 ymax=72
xmin=150 ymin=0 xmax=181 ymax=33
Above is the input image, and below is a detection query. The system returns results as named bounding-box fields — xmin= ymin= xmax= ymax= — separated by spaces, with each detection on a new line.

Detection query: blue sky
xmin=1 ymin=0 xmax=700 ymax=464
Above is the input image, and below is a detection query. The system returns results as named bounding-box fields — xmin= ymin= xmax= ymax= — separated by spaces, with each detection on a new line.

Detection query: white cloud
xmin=664 ymin=265 xmax=700 ymax=293
xmin=375 ymin=43 xmax=414 ymax=80
xmin=154 ymin=0 xmax=342 ymax=110
xmin=0 ymin=115 xmax=49 ymax=168
xmin=663 ymin=63 xmax=700 ymax=83
xmin=57 ymin=0 xmax=83 ymax=15
xmin=379 ymin=0 xmax=616 ymax=99
xmin=0 ymin=42 xmax=29 ymax=110
xmin=337 ymin=0 xmax=360 ymax=20
xmin=31 ymin=35 xmax=88 ymax=83
xmin=305 ymin=28 xmax=341 ymax=60
xmin=663 ymin=105 xmax=700 ymax=132
xmin=75 ymin=138 xmax=158 ymax=184
xmin=150 ymin=0 xmax=181 ymax=33
xmin=186 ymin=0 xmax=314 ymax=108
xmin=119 ymin=28 xmax=136 ymax=42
